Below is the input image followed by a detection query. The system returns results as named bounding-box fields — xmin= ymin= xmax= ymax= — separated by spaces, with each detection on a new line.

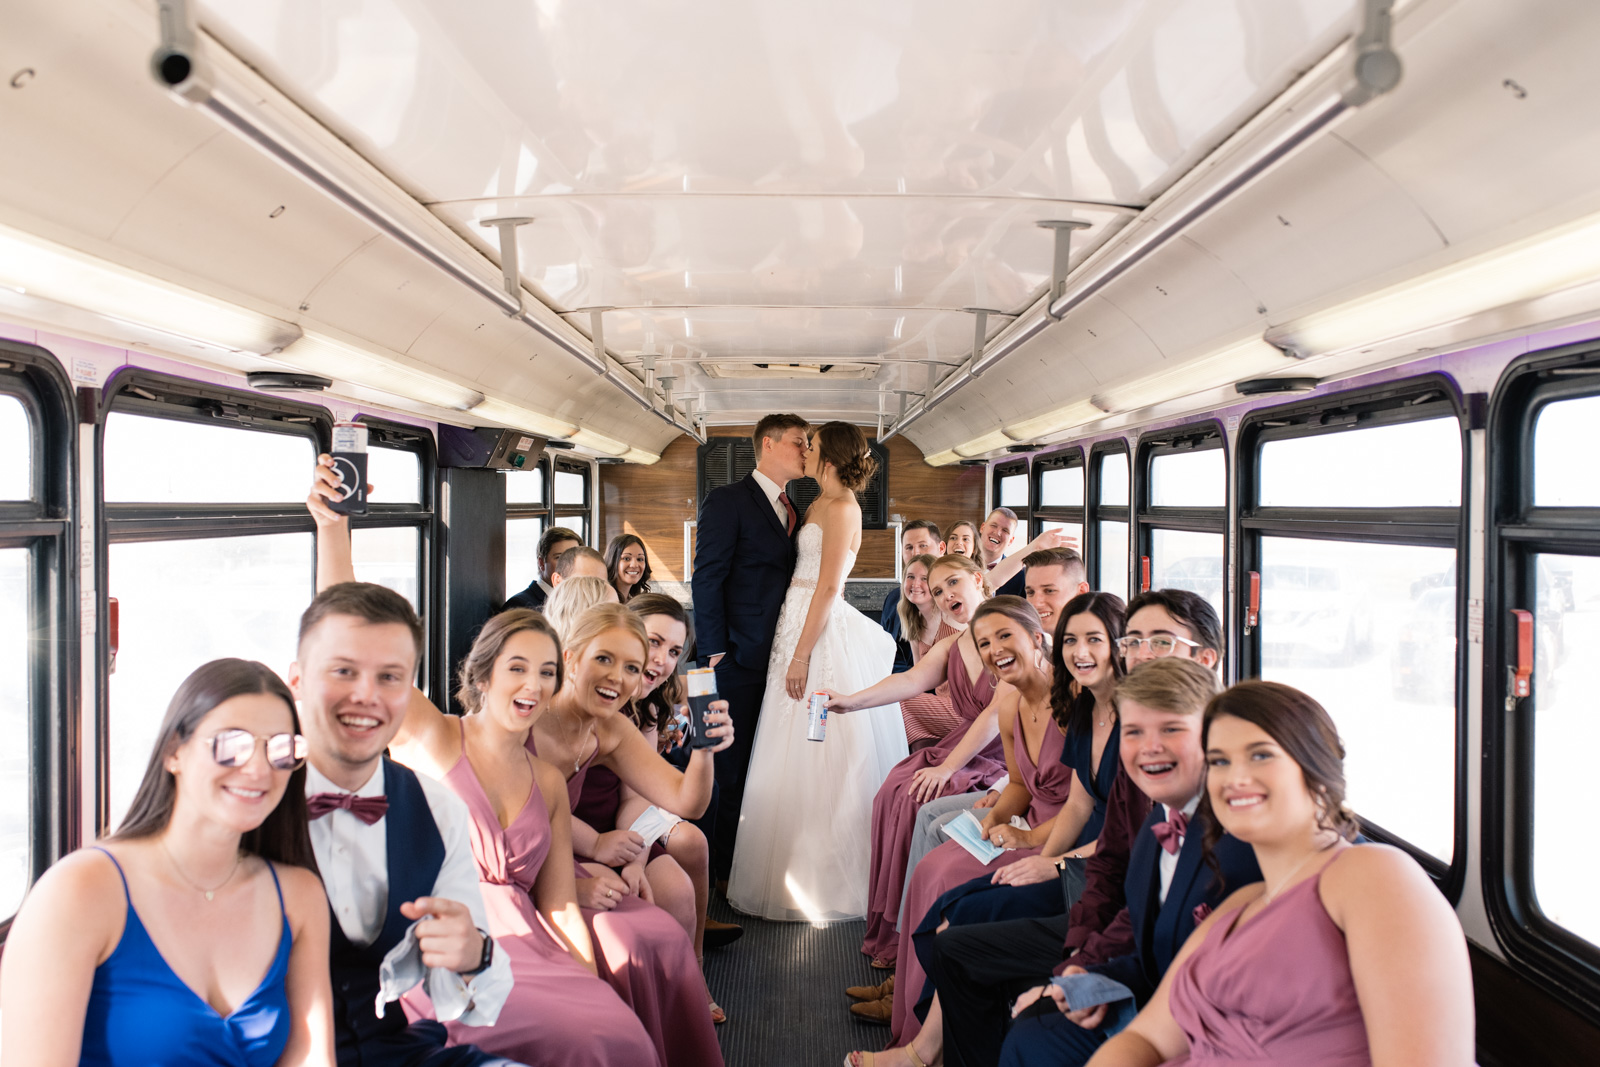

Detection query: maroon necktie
xmin=1152 ymin=809 xmax=1189 ymax=855
xmin=778 ymin=491 xmax=797 ymax=535
xmin=307 ymin=792 xmax=389 ymax=825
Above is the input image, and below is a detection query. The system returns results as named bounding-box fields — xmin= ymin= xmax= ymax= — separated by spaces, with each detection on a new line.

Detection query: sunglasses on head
xmin=209 ymin=728 xmax=307 ymax=770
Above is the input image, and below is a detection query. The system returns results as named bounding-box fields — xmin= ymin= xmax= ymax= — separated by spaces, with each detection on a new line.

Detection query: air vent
xmin=700 ymin=362 xmax=877 ymax=380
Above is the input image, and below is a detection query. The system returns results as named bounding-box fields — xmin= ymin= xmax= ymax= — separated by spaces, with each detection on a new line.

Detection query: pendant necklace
xmin=161 ymin=838 xmax=241 ymax=901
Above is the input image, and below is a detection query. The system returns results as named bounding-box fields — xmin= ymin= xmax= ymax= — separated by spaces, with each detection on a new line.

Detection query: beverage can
xmin=686 ymin=667 xmax=720 ymax=749
xmin=807 ymin=691 xmax=828 ymax=742
xmin=328 ymin=421 xmax=368 ymax=515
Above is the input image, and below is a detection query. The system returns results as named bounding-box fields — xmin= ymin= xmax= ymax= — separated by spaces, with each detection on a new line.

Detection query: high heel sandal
xmin=842 ymin=1046 xmax=926 ymax=1067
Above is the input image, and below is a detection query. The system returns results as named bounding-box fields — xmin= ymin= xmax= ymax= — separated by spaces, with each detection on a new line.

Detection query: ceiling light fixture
xmin=467 ymin=397 xmax=580 ymax=440
xmin=0 ymin=223 xmax=301 ymax=355
xmin=952 ymin=430 xmax=1012 ymax=459
xmin=571 ymin=428 xmax=630 ymax=457
xmin=272 ymin=334 xmax=484 ymax=411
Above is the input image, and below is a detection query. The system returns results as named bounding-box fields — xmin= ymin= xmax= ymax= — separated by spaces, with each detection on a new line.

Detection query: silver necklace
xmin=160 ymin=838 xmax=241 ymax=901
xmin=1259 ymin=839 xmax=1335 ymax=907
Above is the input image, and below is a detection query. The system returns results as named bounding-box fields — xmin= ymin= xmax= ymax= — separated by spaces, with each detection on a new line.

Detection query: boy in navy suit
xmin=692 ymin=413 xmax=809 ymax=880
xmin=993 ymin=658 xmax=1261 ymax=1066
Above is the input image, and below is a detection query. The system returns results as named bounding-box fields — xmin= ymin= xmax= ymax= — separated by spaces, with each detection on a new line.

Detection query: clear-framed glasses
xmin=209 ymin=728 xmax=307 ymax=770
xmin=1116 ymin=634 xmax=1200 ymax=658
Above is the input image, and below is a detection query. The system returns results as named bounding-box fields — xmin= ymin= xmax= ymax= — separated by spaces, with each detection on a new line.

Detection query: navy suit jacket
xmin=692 ymin=473 xmax=798 ymax=675
xmin=1089 ymin=806 xmax=1262 ymax=1007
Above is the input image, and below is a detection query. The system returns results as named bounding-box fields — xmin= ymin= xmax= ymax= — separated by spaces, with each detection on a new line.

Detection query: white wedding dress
xmin=727 ymin=523 xmax=909 ymax=922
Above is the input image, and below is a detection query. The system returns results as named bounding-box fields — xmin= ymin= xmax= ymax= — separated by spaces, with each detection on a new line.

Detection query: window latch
xmin=108 ymin=596 xmax=120 ymax=675
xmin=1243 ymin=571 xmax=1261 ymax=635
xmin=1140 ymin=555 xmax=1151 ymax=593
xmin=1507 ymin=608 xmax=1534 ymax=709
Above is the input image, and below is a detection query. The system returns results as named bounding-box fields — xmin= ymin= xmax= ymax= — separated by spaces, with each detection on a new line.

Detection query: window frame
xmin=0 ymin=341 xmax=79 ymax=943
xmin=550 ymin=454 xmax=594 ymax=544
xmin=1236 ymin=373 xmax=1470 ymax=897
xmin=991 ymin=458 xmax=1031 ymax=530
xmin=1135 ymin=421 xmax=1228 ymax=664
xmin=1031 ymin=446 xmax=1086 ymax=539
xmin=1086 ymin=440 xmax=1132 ymax=599
xmin=351 ymin=413 xmax=437 ymax=625
xmin=1485 ymin=337 xmax=1600 ymax=1012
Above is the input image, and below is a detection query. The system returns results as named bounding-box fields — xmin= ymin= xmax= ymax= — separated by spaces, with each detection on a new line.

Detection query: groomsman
xmin=977 ymin=508 xmax=1025 ymax=596
xmin=287 ymin=578 xmax=519 ymax=1067
xmin=692 ymin=413 xmax=810 ymax=881
xmin=504 ymin=525 xmax=581 ymax=610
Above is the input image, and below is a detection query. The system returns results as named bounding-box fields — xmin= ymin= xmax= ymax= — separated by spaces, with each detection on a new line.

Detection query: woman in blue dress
xmin=0 ymin=658 xmax=332 ymax=1067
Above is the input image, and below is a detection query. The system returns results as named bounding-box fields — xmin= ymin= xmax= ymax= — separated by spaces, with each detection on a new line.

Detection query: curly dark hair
xmin=626 ymin=592 xmax=693 ymax=735
xmin=1048 ymin=591 xmax=1127 ymax=735
xmin=1198 ymin=680 xmax=1361 ymax=882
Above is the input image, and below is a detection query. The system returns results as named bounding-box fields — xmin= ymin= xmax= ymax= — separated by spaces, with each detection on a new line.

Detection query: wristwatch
xmin=462 ymin=928 xmax=494 ymax=976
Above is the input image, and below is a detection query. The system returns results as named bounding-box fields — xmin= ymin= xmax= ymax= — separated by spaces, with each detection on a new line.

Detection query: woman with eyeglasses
xmin=0 ymin=659 xmax=334 ymax=1067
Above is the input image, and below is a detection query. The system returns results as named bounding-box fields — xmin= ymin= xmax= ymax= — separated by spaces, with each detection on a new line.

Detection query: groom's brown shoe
xmin=849 ymin=993 xmax=894 ymax=1025
xmin=846 ymin=974 xmax=894 ymax=1001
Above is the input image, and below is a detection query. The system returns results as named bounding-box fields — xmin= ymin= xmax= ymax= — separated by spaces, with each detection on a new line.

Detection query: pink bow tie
xmin=307 ymin=791 xmax=389 ymax=825
xmin=1152 ymin=809 xmax=1189 ymax=856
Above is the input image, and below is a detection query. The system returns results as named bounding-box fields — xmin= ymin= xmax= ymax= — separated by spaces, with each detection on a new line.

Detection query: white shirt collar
xmin=306 ymin=759 xmax=384 ymax=798
xmin=1164 ymin=794 xmax=1201 ymax=823
xmin=750 ymin=467 xmax=784 ymax=505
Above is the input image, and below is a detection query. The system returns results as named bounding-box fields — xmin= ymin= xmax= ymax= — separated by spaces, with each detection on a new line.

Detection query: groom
xmin=693 ymin=412 xmax=810 ymax=881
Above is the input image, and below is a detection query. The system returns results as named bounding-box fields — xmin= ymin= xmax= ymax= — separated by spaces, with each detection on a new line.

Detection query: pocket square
xmin=1192 ymin=902 xmax=1213 ymax=925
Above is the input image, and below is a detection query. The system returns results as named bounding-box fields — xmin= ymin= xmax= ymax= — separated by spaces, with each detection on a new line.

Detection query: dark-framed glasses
xmin=210 ymin=729 xmax=307 ymax=770
xmin=1115 ymin=634 xmax=1200 ymax=658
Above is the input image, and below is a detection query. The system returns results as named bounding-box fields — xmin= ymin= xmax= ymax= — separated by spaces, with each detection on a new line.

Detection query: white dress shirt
xmin=1157 ymin=796 xmax=1202 ymax=905
xmin=306 ymin=761 xmax=513 ymax=1025
xmin=750 ymin=467 xmax=790 ymax=529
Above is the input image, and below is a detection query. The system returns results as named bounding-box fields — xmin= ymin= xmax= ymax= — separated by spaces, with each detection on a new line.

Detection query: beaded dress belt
xmin=791 ymin=577 xmax=818 ymax=590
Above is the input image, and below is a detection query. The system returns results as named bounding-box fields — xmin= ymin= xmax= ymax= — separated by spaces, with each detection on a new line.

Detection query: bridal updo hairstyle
xmin=812 ymin=420 xmax=878 ymax=492
xmin=457 ymin=608 xmax=566 ymax=712
xmin=1198 ymin=680 xmax=1361 ymax=871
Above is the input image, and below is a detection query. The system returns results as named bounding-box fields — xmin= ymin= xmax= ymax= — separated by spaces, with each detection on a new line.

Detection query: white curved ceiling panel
xmin=1091 ymin=234 xmax=1267 ymax=358
xmin=200 ymin=0 xmax=1358 ymax=203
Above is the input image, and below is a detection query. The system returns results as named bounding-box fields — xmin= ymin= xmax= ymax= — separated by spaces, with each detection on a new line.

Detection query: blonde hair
xmin=564 ymin=603 xmax=650 ymax=665
xmin=928 ymin=552 xmax=992 ymax=599
xmin=1115 ymin=657 xmax=1220 ymax=717
xmin=897 ymin=553 xmax=941 ymax=645
xmin=545 ymin=576 xmax=619 ymax=643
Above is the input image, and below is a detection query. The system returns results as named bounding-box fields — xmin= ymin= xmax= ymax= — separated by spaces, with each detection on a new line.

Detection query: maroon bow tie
xmin=307 ymin=791 xmax=389 ymax=825
xmin=1152 ymin=809 xmax=1189 ymax=856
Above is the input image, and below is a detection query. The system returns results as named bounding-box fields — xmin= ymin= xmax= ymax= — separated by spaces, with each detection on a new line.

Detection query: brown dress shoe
xmin=849 ymin=993 xmax=893 ymax=1025
xmin=704 ymin=918 xmax=744 ymax=949
xmin=845 ymin=974 xmax=895 ymax=1001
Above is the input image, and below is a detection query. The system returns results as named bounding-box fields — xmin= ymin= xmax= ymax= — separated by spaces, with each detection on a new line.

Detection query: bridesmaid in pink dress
xmin=889 ymin=598 xmax=1073 ymax=1046
xmin=528 ymin=604 xmax=728 ymax=1067
xmin=896 ymin=554 xmax=964 ymax=748
xmin=1083 ymin=682 xmax=1474 ymax=1067
xmin=826 ymin=554 xmax=1004 ymax=969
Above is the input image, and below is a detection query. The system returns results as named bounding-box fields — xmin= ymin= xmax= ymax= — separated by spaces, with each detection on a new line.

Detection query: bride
xmin=727 ymin=421 xmax=910 ymax=922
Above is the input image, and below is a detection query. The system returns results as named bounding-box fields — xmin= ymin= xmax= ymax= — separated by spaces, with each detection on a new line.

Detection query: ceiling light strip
xmin=880 ymin=4 xmax=1401 ymax=443
xmin=151 ymin=19 xmax=701 ymax=443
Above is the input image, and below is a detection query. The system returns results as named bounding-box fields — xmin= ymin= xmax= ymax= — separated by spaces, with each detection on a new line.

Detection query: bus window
xmin=0 ymin=396 xmax=27 ymax=501
xmin=1531 ymin=552 xmax=1594 ymax=948
xmin=1098 ymin=520 xmax=1129 ymax=601
xmin=1150 ymin=449 xmax=1225 ymax=508
xmin=1038 ymin=465 xmax=1083 ymax=509
xmin=1099 ymin=451 xmax=1129 ymax=506
xmin=554 ymin=467 xmax=586 ymax=507
xmin=1259 ymin=417 xmax=1461 ymax=509
xmin=1038 ymin=520 xmax=1084 ymax=547
xmin=366 ymin=444 xmax=422 ymax=504
xmin=104 ymin=412 xmax=311 ymax=503
xmin=998 ymin=471 xmax=1027 ymax=509
xmin=0 ymin=547 xmax=27 ymax=920
xmin=506 ymin=516 xmax=547 ymax=597
xmin=351 ymin=526 xmax=421 ymax=609
xmin=106 ymin=533 xmax=313 ymax=827
xmin=1150 ymin=529 xmax=1224 ymax=621
xmin=1258 ymin=537 xmax=1457 ymax=862
xmin=1534 ymin=395 xmax=1600 ymax=507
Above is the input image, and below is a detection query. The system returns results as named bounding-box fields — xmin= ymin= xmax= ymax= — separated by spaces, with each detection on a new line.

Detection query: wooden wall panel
xmin=599 ymin=426 xmax=987 ymax=581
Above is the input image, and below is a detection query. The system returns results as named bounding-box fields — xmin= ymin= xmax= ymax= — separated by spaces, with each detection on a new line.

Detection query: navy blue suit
xmin=998 ymin=808 xmax=1262 ymax=1067
xmin=691 ymin=473 xmax=797 ymax=876
xmin=881 ymin=588 xmax=914 ymax=673
xmin=994 ymin=566 xmax=1025 ymax=598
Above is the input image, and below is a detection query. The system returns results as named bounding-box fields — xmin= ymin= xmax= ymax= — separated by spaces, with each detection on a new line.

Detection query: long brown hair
xmin=457 ymin=609 xmax=565 ymax=712
xmin=1198 ymin=681 xmax=1361 ymax=873
xmin=627 ymin=593 xmax=692 ymax=735
xmin=113 ymin=659 xmax=317 ymax=872
xmin=897 ymin=553 xmax=941 ymax=645
xmin=1048 ymin=591 xmax=1126 ymax=735
xmin=605 ymin=533 xmax=653 ymax=600
xmin=946 ymin=520 xmax=983 ymax=567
